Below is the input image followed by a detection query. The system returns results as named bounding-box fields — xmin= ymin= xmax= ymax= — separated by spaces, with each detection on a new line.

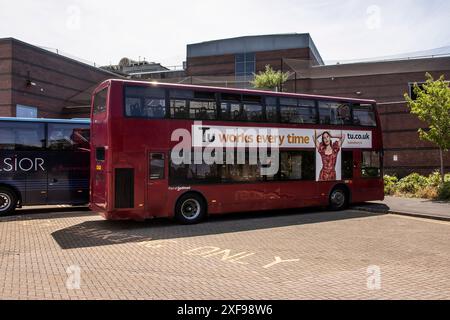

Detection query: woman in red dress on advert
xmin=313 ymin=131 xmax=345 ymax=181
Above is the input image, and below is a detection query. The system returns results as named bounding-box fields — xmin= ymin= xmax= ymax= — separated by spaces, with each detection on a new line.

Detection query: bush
xmin=383 ymin=172 xmax=450 ymax=201
xmin=438 ymin=181 xmax=450 ymax=200
xmin=416 ymin=186 xmax=438 ymax=199
xmin=427 ymin=171 xmax=442 ymax=188
xmin=445 ymin=174 xmax=450 ymax=183
xmin=396 ymin=173 xmax=429 ymax=195
xmin=384 ymin=175 xmax=398 ymax=195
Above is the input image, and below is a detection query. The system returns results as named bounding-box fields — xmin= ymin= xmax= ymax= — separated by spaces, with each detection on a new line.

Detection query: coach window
xmin=0 ymin=122 xmax=45 ymax=150
xmin=361 ymin=151 xmax=381 ymax=178
xmin=280 ymin=151 xmax=315 ymax=181
xmin=353 ymin=104 xmax=377 ymax=127
xmin=125 ymin=86 xmax=166 ymax=119
xmin=150 ymin=153 xmax=165 ymax=180
xmin=48 ymin=124 xmax=90 ymax=151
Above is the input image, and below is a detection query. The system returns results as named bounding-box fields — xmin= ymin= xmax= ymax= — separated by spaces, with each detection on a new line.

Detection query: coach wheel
xmin=175 ymin=193 xmax=206 ymax=225
xmin=329 ymin=187 xmax=348 ymax=211
xmin=0 ymin=187 xmax=18 ymax=216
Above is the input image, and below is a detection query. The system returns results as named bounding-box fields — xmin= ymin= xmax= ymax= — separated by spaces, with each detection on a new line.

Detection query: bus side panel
xmin=0 ymin=151 xmax=48 ymax=206
xmin=0 ymin=151 xmax=28 ymax=205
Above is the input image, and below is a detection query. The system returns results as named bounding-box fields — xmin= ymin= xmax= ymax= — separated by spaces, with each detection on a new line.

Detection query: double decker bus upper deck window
xmin=125 ymin=86 xmax=166 ymax=119
xmin=353 ymin=104 xmax=377 ymax=127
xmin=170 ymin=90 xmax=217 ymax=120
xmin=280 ymin=98 xmax=317 ymax=124
xmin=93 ymin=88 xmax=107 ymax=114
xmin=319 ymin=101 xmax=352 ymax=125
xmin=265 ymin=97 xmax=279 ymax=123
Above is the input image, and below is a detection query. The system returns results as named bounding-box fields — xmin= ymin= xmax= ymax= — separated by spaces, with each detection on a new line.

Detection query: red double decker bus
xmin=90 ymin=79 xmax=384 ymax=224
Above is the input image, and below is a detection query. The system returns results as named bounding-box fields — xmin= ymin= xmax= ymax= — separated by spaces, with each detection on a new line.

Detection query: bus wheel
xmin=329 ymin=187 xmax=348 ymax=211
xmin=175 ymin=193 xmax=206 ymax=225
xmin=0 ymin=187 xmax=18 ymax=216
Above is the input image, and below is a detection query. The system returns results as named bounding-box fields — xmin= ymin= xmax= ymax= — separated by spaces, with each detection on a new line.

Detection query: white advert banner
xmin=192 ymin=125 xmax=372 ymax=149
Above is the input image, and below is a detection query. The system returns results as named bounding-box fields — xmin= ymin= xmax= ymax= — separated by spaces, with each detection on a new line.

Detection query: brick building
xmin=0 ymin=38 xmax=119 ymax=119
xmin=157 ymin=34 xmax=450 ymax=176
xmin=0 ymin=34 xmax=449 ymax=175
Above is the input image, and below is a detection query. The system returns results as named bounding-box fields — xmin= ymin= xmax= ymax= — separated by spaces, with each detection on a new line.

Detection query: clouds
xmin=0 ymin=0 xmax=448 ymax=66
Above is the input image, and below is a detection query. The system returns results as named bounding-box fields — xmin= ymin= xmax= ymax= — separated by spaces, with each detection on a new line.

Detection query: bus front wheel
xmin=0 ymin=187 xmax=18 ymax=216
xmin=329 ymin=187 xmax=349 ymax=211
xmin=175 ymin=193 xmax=206 ymax=225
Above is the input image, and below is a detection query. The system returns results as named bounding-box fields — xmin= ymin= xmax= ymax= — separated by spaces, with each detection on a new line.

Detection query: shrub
xmin=384 ymin=175 xmax=398 ymax=195
xmin=445 ymin=174 xmax=450 ymax=183
xmin=416 ymin=186 xmax=438 ymax=199
xmin=427 ymin=171 xmax=442 ymax=188
xmin=396 ymin=173 xmax=429 ymax=195
xmin=438 ymin=181 xmax=450 ymax=201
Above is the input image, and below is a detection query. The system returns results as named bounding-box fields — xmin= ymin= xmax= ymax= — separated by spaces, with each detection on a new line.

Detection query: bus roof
xmin=0 ymin=117 xmax=90 ymax=124
xmin=98 ymin=79 xmax=377 ymax=104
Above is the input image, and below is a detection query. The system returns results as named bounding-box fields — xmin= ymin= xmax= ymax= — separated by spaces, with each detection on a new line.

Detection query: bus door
xmin=146 ymin=151 xmax=168 ymax=216
xmin=46 ymin=123 xmax=90 ymax=205
xmin=353 ymin=150 xmax=383 ymax=202
xmin=279 ymin=150 xmax=318 ymax=208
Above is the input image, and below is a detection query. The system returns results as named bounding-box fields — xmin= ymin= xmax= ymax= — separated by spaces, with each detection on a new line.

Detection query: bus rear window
xmin=93 ymin=88 xmax=107 ymax=114
xmin=353 ymin=104 xmax=377 ymax=127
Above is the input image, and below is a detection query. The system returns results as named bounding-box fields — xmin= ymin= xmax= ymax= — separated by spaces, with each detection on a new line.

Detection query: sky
xmin=1 ymin=0 xmax=449 ymax=67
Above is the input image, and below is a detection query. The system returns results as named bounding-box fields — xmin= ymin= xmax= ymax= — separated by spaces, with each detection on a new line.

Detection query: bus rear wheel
xmin=0 ymin=187 xmax=18 ymax=216
xmin=329 ymin=187 xmax=348 ymax=211
xmin=175 ymin=193 xmax=206 ymax=225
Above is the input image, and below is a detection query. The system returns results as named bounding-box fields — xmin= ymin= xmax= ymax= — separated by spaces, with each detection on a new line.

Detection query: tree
xmin=252 ymin=65 xmax=290 ymax=92
xmin=404 ymin=73 xmax=450 ymax=184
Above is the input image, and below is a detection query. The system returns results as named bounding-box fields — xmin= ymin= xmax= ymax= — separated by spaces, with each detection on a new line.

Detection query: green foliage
xmin=384 ymin=175 xmax=398 ymax=195
xmin=252 ymin=65 xmax=290 ymax=91
xmin=427 ymin=171 xmax=443 ymax=188
xmin=404 ymin=73 xmax=450 ymax=152
xmin=397 ymin=173 xmax=429 ymax=194
xmin=438 ymin=181 xmax=450 ymax=200
xmin=384 ymin=172 xmax=450 ymax=200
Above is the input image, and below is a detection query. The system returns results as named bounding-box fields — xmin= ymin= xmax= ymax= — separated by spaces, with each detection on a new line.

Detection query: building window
xmin=16 ymin=105 xmax=37 ymax=118
xmin=235 ymin=53 xmax=255 ymax=88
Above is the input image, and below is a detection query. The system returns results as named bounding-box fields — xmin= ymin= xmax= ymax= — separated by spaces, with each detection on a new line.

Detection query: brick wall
xmin=0 ymin=38 xmax=118 ymax=119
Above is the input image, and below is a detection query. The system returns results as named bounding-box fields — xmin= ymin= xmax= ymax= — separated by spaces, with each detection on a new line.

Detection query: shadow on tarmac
xmin=51 ymin=207 xmax=386 ymax=250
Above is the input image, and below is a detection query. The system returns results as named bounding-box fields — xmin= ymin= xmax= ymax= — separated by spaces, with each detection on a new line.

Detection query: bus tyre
xmin=0 ymin=187 xmax=18 ymax=216
xmin=175 ymin=193 xmax=206 ymax=225
xmin=329 ymin=187 xmax=348 ymax=211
